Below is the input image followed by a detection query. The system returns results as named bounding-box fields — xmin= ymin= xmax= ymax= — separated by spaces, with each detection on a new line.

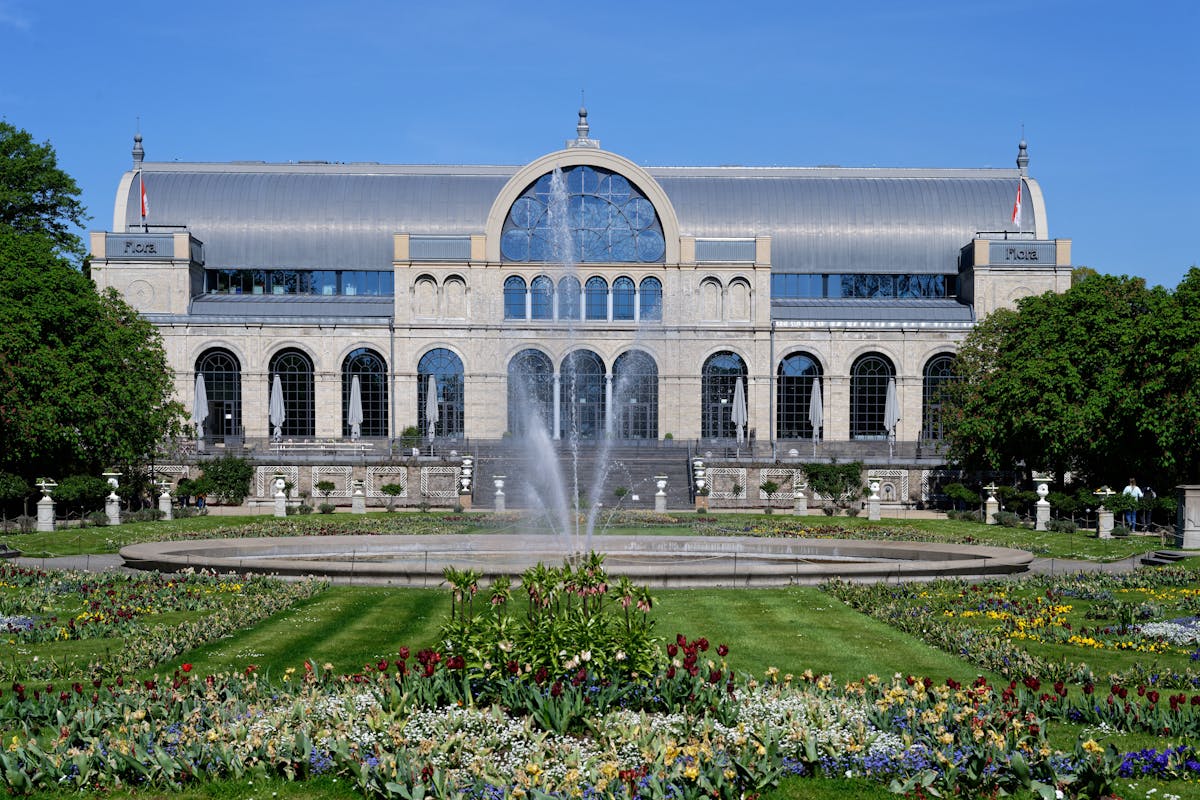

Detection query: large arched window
xmin=613 ymin=350 xmax=658 ymax=439
xmin=585 ymin=277 xmax=608 ymax=321
xmin=557 ymin=276 xmax=581 ymax=320
xmin=530 ymin=276 xmax=554 ymax=320
xmin=504 ymin=276 xmax=527 ymax=320
xmin=342 ymin=348 xmax=388 ymax=438
xmin=507 ymin=349 xmax=554 ymax=436
xmin=501 ymin=165 xmax=666 ymax=263
xmin=560 ymin=350 xmax=606 ymax=439
xmin=701 ymin=352 xmax=748 ymax=440
xmin=850 ymin=354 xmax=895 ymax=440
xmin=639 ymin=277 xmax=662 ymax=321
xmin=922 ymin=354 xmax=957 ymax=441
xmin=777 ymin=352 xmax=822 ymax=439
xmin=269 ymin=349 xmax=315 ymax=438
xmin=195 ymin=348 xmax=241 ymax=442
xmin=419 ymin=348 xmax=465 ymax=439
xmin=613 ymin=277 xmax=636 ymax=321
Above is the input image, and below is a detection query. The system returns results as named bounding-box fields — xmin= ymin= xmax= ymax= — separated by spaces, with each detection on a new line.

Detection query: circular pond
xmin=120 ymin=534 xmax=1033 ymax=588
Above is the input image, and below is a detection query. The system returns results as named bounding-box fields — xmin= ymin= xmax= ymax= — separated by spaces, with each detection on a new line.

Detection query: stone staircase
xmin=1140 ymin=550 xmax=1190 ymax=567
xmin=469 ymin=441 xmax=694 ymax=511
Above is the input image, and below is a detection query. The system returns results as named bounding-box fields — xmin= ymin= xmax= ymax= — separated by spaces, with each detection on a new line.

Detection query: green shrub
xmin=0 ymin=472 xmax=30 ymax=515
xmin=1111 ymin=524 xmax=1131 ymax=538
xmin=318 ymin=502 xmax=336 ymax=514
xmin=803 ymin=461 xmax=864 ymax=510
xmin=85 ymin=510 xmax=109 ymax=527
xmin=993 ymin=510 xmax=1022 ymax=527
xmin=1046 ymin=517 xmax=1077 ymax=533
xmin=400 ymin=425 xmax=422 ymax=449
xmin=297 ymin=504 xmax=314 ymax=515
xmin=54 ymin=474 xmax=110 ymax=515
xmin=198 ymin=455 xmax=253 ymax=505
xmin=942 ymin=482 xmax=979 ymax=509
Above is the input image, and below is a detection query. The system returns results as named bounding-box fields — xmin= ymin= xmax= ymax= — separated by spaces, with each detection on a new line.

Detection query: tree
xmin=803 ymin=461 xmax=865 ymax=510
xmin=0 ymin=123 xmax=184 ymax=482
xmin=0 ymin=121 xmax=88 ymax=258
xmin=944 ymin=271 xmax=1200 ymax=489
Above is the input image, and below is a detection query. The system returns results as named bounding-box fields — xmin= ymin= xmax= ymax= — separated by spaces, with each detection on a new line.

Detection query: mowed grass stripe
xmin=152 ymin=587 xmax=445 ymax=678
xmin=653 ymin=587 xmax=995 ymax=682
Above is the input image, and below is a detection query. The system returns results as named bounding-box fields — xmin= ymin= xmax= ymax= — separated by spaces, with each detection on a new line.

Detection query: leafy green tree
xmin=0 ymin=123 xmax=184 ymax=482
xmin=802 ymin=461 xmax=864 ymax=509
xmin=53 ymin=474 xmax=109 ymax=516
xmin=0 ymin=121 xmax=88 ymax=258
xmin=197 ymin=456 xmax=254 ymax=505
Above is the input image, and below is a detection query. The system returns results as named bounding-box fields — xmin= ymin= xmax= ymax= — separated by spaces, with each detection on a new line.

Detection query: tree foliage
xmin=198 ymin=456 xmax=254 ymax=505
xmin=0 ymin=123 xmax=184 ymax=482
xmin=0 ymin=121 xmax=87 ymax=258
xmin=943 ymin=270 xmax=1200 ymax=489
xmin=802 ymin=461 xmax=865 ymax=508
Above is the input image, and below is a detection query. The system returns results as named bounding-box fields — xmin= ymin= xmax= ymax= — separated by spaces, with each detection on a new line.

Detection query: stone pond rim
xmin=119 ymin=534 xmax=1034 ymax=588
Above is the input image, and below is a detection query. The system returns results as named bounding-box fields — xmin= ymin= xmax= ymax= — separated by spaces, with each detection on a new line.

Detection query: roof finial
xmin=132 ymin=127 xmax=144 ymax=168
xmin=567 ymin=96 xmax=600 ymax=149
xmin=1016 ymin=128 xmax=1028 ymax=176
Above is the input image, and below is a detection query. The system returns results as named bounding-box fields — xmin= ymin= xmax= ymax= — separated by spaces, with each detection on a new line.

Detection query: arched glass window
xmin=613 ymin=350 xmax=658 ymax=439
xmin=850 ymin=354 xmax=895 ymax=440
xmin=419 ymin=348 xmax=465 ymax=438
xmin=504 ymin=276 xmax=527 ymax=320
xmin=501 ymin=165 xmax=666 ymax=263
xmin=560 ymin=350 xmax=606 ymax=439
xmin=639 ymin=277 xmax=662 ymax=321
xmin=585 ymin=276 xmax=608 ymax=321
xmin=195 ymin=348 xmax=241 ymax=442
xmin=701 ymin=352 xmax=748 ymax=440
xmin=269 ymin=349 xmax=315 ymax=438
xmin=507 ymin=349 xmax=554 ymax=436
xmin=921 ymin=354 xmax=957 ymax=441
xmin=613 ymin=277 xmax=635 ymax=321
xmin=777 ymin=352 xmax=822 ymax=439
xmin=342 ymin=348 xmax=388 ymax=438
xmin=530 ymin=276 xmax=554 ymax=320
xmin=557 ymin=276 xmax=581 ymax=320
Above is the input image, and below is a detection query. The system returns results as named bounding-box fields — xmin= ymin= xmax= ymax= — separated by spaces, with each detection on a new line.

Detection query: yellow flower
xmin=8 ymin=735 xmax=19 ymax=752
xmin=1082 ymin=739 xmax=1104 ymax=756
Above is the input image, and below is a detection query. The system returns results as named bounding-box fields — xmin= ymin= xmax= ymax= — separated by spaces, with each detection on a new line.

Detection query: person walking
xmin=1122 ymin=478 xmax=1143 ymax=530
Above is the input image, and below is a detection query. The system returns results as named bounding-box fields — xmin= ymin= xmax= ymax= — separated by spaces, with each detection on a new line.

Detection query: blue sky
xmin=2 ymin=0 xmax=1196 ymax=288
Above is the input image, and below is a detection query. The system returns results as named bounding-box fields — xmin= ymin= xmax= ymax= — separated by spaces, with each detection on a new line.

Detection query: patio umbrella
xmin=884 ymin=377 xmax=900 ymax=457
xmin=731 ymin=377 xmax=748 ymax=444
xmin=348 ymin=375 xmax=363 ymax=440
xmin=425 ymin=374 xmax=439 ymax=439
xmin=269 ymin=374 xmax=285 ymax=441
xmin=809 ymin=377 xmax=822 ymax=456
xmin=192 ymin=373 xmax=209 ymax=444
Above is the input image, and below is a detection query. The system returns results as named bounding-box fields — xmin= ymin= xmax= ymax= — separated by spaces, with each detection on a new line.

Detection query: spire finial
xmin=567 ymin=97 xmax=600 ymax=149
xmin=1016 ymin=128 xmax=1029 ymax=176
xmin=132 ymin=130 xmax=145 ymax=167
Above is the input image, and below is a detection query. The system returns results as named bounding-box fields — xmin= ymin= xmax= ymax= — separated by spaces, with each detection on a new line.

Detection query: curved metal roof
xmin=117 ymin=159 xmax=1038 ymax=273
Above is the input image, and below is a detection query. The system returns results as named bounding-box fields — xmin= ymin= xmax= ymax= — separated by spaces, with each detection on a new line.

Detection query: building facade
xmin=90 ymin=113 xmax=1071 ymax=463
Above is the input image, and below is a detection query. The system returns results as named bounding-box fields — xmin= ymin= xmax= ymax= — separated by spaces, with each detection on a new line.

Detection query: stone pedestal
xmin=36 ymin=495 xmax=55 ymax=532
xmin=459 ymin=493 xmax=472 ymax=510
xmin=158 ymin=491 xmax=173 ymax=521
xmin=1035 ymin=500 xmax=1050 ymax=531
xmin=494 ymin=477 xmax=506 ymax=513
xmin=654 ymin=476 xmax=668 ymax=513
xmin=1175 ymin=485 xmax=1200 ymax=549
xmin=793 ymin=490 xmax=808 ymax=516
xmin=985 ymin=497 xmax=999 ymax=525
xmin=352 ymin=486 xmax=366 ymax=514
xmin=106 ymin=493 xmax=121 ymax=526
xmin=867 ymin=482 xmax=881 ymax=521
xmin=696 ymin=495 xmax=708 ymax=512
xmin=1098 ymin=508 xmax=1114 ymax=539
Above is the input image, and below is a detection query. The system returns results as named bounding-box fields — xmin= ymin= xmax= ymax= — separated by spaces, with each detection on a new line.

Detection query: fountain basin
xmin=120 ymin=534 xmax=1033 ymax=588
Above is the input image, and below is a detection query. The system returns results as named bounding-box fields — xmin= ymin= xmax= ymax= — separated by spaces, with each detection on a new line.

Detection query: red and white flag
xmin=140 ymin=173 xmax=149 ymax=219
xmin=1010 ymin=180 xmax=1022 ymax=226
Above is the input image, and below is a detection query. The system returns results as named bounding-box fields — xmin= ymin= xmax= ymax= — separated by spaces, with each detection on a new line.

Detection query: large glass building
xmin=90 ymin=111 xmax=1070 ymax=482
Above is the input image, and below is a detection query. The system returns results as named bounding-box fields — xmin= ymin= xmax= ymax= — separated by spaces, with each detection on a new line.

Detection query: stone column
xmin=1035 ymin=479 xmax=1050 ymax=531
xmin=35 ymin=478 xmax=57 ymax=533
xmin=351 ymin=480 xmax=366 ymax=514
xmin=158 ymin=483 xmax=174 ymax=521
xmin=984 ymin=484 xmax=999 ymax=525
xmin=654 ymin=476 xmax=668 ymax=513
xmin=1098 ymin=508 xmax=1114 ymax=539
xmin=494 ymin=477 xmax=506 ymax=513
xmin=867 ymin=481 xmax=881 ymax=521
xmin=1175 ymin=485 xmax=1200 ymax=549
xmin=273 ymin=474 xmax=288 ymax=518
xmin=103 ymin=472 xmax=122 ymax=527
xmin=793 ymin=488 xmax=808 ymax=516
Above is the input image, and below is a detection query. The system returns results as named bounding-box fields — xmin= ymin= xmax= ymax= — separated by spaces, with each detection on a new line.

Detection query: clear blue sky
xmin=2 ymin=0 xmax=1196 ymax=288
